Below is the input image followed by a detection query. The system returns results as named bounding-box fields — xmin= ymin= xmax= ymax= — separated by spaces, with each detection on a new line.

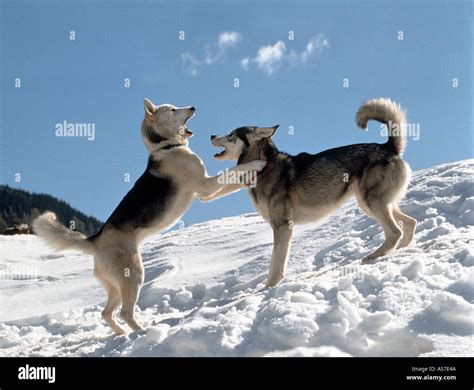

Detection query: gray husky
xmin=211 ymin=98 xmax=417 ymax=287
xmin=33 ymin=98 xmax=266 ymax=334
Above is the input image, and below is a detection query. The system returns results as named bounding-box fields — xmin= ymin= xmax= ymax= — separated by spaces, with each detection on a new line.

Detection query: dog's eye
xmin=170 ymin=108 xmax=175 ymax=112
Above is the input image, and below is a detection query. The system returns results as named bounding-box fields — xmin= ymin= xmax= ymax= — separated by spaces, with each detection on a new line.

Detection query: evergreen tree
xmin=0 ymin=185 xmax=102 ymax=235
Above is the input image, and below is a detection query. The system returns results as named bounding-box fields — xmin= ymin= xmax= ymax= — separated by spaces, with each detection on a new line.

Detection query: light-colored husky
xmin=211 ymin=98 xmax=417 ymax=287
xmin=33 ymin=98 xmax=266 ymax=334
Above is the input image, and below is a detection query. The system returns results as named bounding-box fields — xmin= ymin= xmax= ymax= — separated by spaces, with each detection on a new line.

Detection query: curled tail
xmin=356 ymin=98 xmax=407 ymax=155
xmin=33 ymin=212 xmax=95 ymax=255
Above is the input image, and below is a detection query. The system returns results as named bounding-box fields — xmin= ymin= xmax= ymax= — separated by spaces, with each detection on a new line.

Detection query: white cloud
xmin=254 ymin=41 xmax=286 ymax=75
xmin=181 ymin=53 xmax=199 ymax=76
xmin=297 ymin=34 xmax=329 ymax=64
xmin=241 ymin=34 xmax=329 ymax=75
xmin=240 ymin=57 xmax=250 ymax=70
xmin=218 ymin=31 xmax=240 ymax=48
xmin=182 ymin=31 xmax=241 ymax=76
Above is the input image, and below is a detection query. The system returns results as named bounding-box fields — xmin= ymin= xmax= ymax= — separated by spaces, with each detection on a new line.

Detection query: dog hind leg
xmin=119 ymin=253 xmax=145 ymax=332
xmin=362 ymin=202 xmax=402 ymax=262
xmin=120 ymin=283 xmax=144 ymax=331
xmin=96 ymin=247 xmax=144 ymax=333
xmin=392 ymin=207 xmax=417 ymax=248
xmin=94 ymin=264 xmax=127 ymax=335
xmin=102 ymin=283 xmax=126 ymax=335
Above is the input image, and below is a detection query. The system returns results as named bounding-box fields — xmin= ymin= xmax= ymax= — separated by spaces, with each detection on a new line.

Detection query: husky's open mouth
xmin=210 ymin=134 xmax=228 ymax=159
xmin=183 ymin=114 xmax=194 ymax=137
xmin=213 ymin=148 xmax=227 ymax=158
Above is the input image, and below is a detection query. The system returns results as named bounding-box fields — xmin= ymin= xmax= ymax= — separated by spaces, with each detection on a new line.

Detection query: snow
xmin=0 ymin=159 xmax=473 ymax=357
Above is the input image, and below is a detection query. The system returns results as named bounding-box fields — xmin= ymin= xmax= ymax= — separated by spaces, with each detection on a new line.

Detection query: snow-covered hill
xmin=1 ymin=160 xmax=473 ymax=357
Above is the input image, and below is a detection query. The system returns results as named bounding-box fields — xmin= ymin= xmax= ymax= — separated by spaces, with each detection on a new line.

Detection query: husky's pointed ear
xmin=144 ymin=98 xmax=157 ymax=118
xmin=253 ymin=125 xmax=279 ymax=140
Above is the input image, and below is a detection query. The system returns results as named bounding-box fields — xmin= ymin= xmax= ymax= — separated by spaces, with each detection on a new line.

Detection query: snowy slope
xmin=0 ymin=159 xmax=473 ymax=357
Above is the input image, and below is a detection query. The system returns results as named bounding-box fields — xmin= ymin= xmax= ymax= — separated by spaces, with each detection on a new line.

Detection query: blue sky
xmin=1 ymin=0 xmax=472 ymax=227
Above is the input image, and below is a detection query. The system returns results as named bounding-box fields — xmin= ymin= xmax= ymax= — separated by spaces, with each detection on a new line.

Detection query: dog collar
xmin=161 ymin=143 xmax=184 ymax=150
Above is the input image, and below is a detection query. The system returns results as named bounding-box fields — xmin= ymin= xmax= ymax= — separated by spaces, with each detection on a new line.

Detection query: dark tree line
xmin=0 ymin=185 xmax=102 ymax=236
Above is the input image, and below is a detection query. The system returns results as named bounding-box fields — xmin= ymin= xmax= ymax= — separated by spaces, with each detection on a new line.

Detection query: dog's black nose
xmin=210 ymin=135 xmax=216 ymax=140
xmin=190 ymin=106 xmax=196 ymax=112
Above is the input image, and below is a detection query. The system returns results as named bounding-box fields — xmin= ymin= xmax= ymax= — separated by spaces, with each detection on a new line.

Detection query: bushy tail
xmin=32 ymin=212 xmax=95 ymax=255
xmin=356 ymin=98 xmax=407 ymax=155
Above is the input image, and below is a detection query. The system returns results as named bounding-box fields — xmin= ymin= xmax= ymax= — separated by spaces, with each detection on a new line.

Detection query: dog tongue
xmin=185 ymin=129 xmax=194 ymax=138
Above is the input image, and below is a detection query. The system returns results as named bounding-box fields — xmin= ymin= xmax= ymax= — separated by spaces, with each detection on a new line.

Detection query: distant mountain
xmin=0 ymin=185 xmax=102 ymax=236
